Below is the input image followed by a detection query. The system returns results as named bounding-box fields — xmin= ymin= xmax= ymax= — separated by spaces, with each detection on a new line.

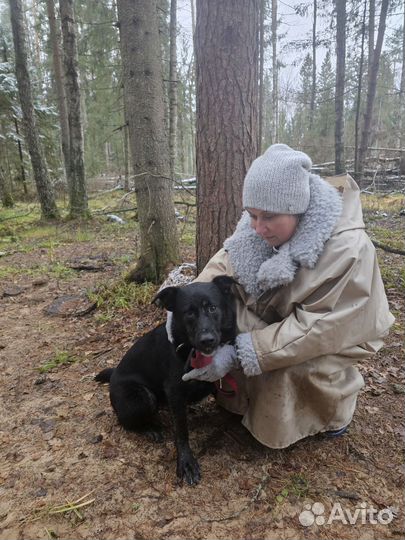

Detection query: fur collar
xmin=224 ymin=174 xmax=343 ymax=298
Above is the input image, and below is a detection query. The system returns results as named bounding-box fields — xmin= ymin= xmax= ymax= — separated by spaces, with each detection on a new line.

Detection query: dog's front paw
xmin=144 ymin=429 xmax=164 ymax=443
xmin=177 ymin=450 xmax=201 ymax=485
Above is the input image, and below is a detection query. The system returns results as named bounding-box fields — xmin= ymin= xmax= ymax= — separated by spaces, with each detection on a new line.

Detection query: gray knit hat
xmin=243 ymin=144 xmax=312 ymax=214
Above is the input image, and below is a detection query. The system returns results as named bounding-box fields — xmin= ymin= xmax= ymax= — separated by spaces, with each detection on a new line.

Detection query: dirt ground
xmin=0 ymin=208 xmax=404 ymax=540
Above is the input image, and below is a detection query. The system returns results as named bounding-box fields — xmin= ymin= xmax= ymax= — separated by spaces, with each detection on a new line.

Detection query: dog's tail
xmin=95 ymin=368 xmax=114 ymax=383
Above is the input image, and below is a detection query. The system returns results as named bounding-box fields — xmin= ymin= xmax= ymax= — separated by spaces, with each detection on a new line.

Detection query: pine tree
xmin=8 ymin=0 xmax=59 ymax=219
xmin=195 ymin=0 xmax=259 ymax=272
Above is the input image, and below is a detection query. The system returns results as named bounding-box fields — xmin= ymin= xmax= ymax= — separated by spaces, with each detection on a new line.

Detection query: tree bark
xmin=13 ymin=117 xmax=28 ymax=194
xmin=0 ymin=132 xmax=14 ymax=207
xmin=354 ymin=0 xmax=367 ymax=174
xmin=271 ymin=0 xmax=278 ymax=143
xmin=0 ymin=171 xmax=14 ymax=208
xmin=60 ymin=0 xmax=88 ymax=218
xmin=1 ymin=33 xmax=25 ymax=196
xmin=258 ymin=0 xmax=265 ymax=153
xmin=399 ymin=0 xmax=405 ymax=176
xmin=187 ymin=66 xmax=195 ymax=175
xmin=190 ymin=0 xmax=195 ymax=36
xmin=177 ymin=81 xmax=185 ymax=175
xmin=46 ymin=0 xmax=70 ymax=186
xmin=368 ymin=0 xmax=375 ymax=74
xmin=358 ymin=0 xmax=390 ymax=176
xmin=8 ymin=0 xmax=59 ymax=219
xmin=310 ymin=0 xmax=317 ymax=130
xmin=117 ymin=0 xmax=179 ymax=283
xmin=158 ymin=0 xmax=170 ymax=134
xmin=195 ymin=0 xmax=259 ymax=272
xmin=169 ymin=0 xmax=177 ymax=182
xmin=123 ymin=124 xmax=130 ymax=191
xmin=334 ymin=0 xmax=346 ymax=174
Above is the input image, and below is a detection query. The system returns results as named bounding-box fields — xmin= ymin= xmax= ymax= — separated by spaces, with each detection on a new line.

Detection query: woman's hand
xmin=182 ymin=344 xmax=238 ymax=383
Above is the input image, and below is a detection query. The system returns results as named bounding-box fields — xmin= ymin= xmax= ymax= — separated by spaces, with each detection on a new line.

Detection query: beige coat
xmin=195 ymin=174 xmax=394 ymax=448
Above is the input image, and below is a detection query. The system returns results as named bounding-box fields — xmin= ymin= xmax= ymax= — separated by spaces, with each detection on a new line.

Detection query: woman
xmin=182 ymin=143 xmax=394 ymax=449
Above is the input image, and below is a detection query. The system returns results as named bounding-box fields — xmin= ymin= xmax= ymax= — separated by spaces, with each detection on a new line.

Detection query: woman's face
xmin=246 ymin=208 xmax=299 ymax=247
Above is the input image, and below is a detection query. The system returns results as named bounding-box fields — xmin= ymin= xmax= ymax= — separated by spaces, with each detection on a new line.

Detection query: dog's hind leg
xmin=110 ymin=381 xmax=163 ymax=442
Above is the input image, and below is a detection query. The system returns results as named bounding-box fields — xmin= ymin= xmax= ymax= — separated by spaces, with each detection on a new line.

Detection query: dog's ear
xmin=213 ymin=275 xmax=236 ymax=296
xmin=152 ymin=286 xmax=178 ymax=311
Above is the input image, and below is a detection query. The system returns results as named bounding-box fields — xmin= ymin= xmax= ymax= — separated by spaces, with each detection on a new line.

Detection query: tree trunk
xmin=188 ymin=0 xmax=196 ymax=176
xmin=190 ymin=0 xmax=195 ymax=35
xmin=0 ymin=132 xmax=14 ymax=207
xmin=258 ymin=0 xmax=265 ymax=153
xmin=399 ymin=0 xmax=405 ymax=176
xmin=0 ymin=173 xmax=14 ymax=208
xmin=158 ymin=0 xmax=170 ymax=135
xmin=271 ymin=0 xmax=278 ymax=143
xmin=60 ymin=0 xmax=88 ymax=218
xmin=169 ymin=0 xmax=177 ymax=182
xmin=123 ymin=124 xmax=130 ymax=191
xmin=354 ymin=0 xmax=368 ymax=174
xmin=195 ymin=0 xmax=259 ymax=272
xmin=310 ymin=0 xmax=317 ymax=130
xmin=8 ymin=0 xmax=59 ymax=219
xmin=177 ymin=81 xmax=186 ymax=175
xmin=117 ymin=0 xmax=179 ymax=283
xmin=13 ymin=116 xmax=28 ymax=194
xmin=358 ymin=0 xmax=390 ymax=176
xmin=46 ymin=0 xmax=70 ymax=186
xmin=334 ymin=0 xmax=346 ymax=174
xmin=368 ymin=0 xmax=375 ymax=74
xmin=187 ymin=71 xmax=195 ymax=175
xmin=2 ymin=35 xmax=26 ymax=196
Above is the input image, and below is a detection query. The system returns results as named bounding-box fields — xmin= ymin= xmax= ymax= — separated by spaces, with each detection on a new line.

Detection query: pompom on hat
xmin=242 ymin=144 xmax=313 ymax=214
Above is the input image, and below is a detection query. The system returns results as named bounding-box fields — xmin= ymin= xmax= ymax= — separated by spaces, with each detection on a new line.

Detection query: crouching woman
xmin=183 ymin=144 xmax=394 ymax=449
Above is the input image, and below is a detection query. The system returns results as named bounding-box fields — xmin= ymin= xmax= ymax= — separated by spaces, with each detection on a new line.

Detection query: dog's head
xmin=153 ymin=276 xmax=237 ymax=355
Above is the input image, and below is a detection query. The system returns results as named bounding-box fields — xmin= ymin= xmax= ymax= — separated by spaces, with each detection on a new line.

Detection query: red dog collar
xmin=190 ymin=350 xmax=238 ymax=397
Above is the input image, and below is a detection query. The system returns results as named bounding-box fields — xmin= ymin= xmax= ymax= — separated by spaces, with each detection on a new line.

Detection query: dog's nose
xmin=199 ymin=335 xmax=216 ymax=349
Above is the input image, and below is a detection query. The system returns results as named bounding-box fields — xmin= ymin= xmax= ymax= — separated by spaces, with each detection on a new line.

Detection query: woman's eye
xmin=249 ymin=214 xmax=273 ymax=221
xmin=208 ymin=305 xmax=217 ymax=313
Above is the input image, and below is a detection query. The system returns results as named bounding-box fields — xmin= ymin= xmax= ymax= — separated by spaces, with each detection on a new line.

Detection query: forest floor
xmin=0 ymin=184 xmax=404 ymax=540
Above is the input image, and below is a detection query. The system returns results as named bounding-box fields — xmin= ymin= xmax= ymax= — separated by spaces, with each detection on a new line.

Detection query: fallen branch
xmin=0 ymin=208 xmax=34 ymax=222
xmin=174 ymin=201 xmax=197 ymax=207
xmin=372 ymin=240 xmax=405 ymax=256
xmin=92 ymin=207 xmax=137 ymax=215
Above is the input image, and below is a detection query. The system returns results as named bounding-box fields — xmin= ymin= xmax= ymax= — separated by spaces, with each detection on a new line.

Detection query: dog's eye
xmin=208 ymin=305 xmax=217 ymax=313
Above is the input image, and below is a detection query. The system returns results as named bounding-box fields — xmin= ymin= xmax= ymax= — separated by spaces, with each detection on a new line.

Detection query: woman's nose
xmin=254 ymin=218 xmax=267 ymax=236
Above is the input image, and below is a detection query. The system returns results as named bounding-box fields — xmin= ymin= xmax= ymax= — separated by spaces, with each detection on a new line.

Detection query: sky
xmin=176 ymin=0 xmax=404 ymax=95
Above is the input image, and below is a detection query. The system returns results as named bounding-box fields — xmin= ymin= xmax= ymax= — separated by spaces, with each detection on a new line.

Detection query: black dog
xmin=95 ymin=275 xmax=236 ymax=485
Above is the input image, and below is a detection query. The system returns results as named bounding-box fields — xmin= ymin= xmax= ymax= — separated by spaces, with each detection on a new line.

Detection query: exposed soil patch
xmin=0 ymin=216 xmax=404 ymax=540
